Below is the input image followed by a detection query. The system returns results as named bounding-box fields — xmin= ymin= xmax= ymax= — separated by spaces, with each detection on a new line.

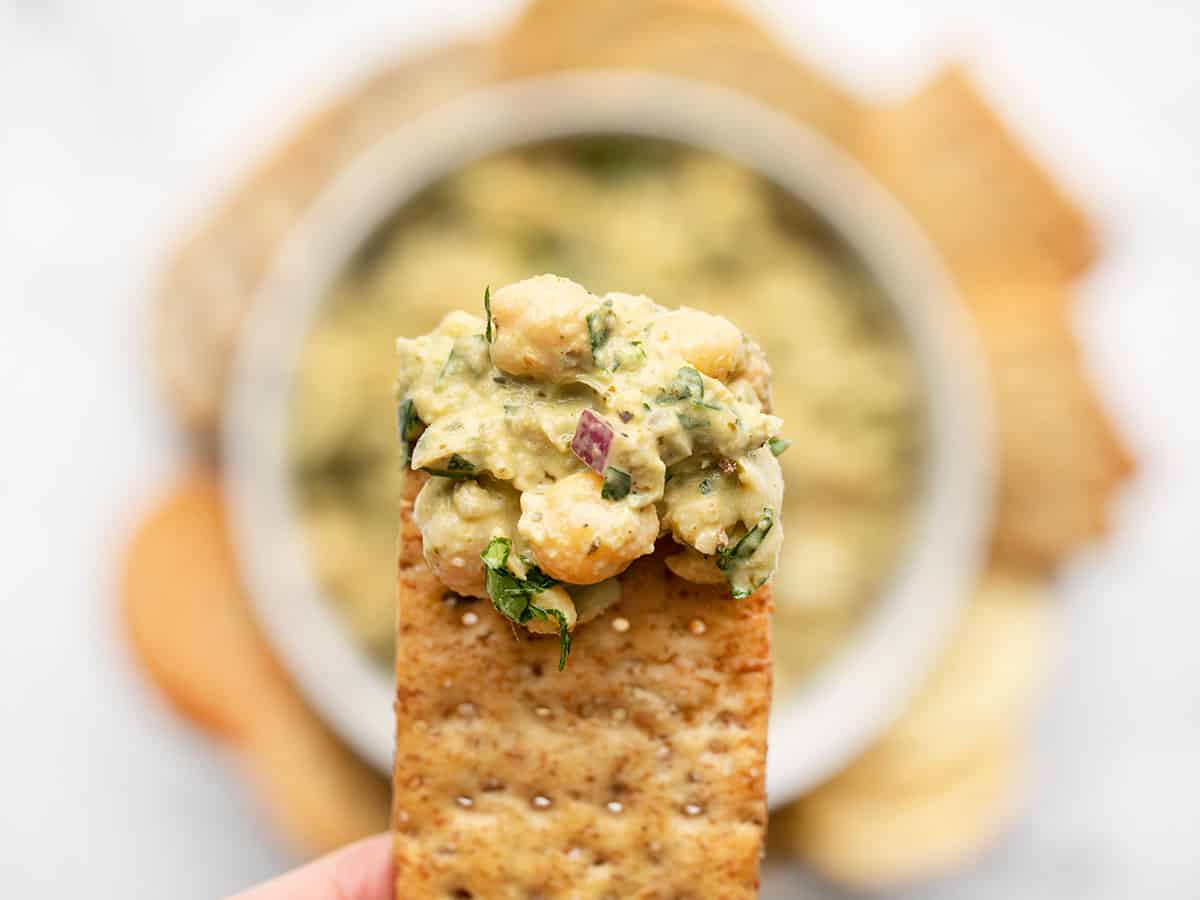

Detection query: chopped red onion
xmin=571 ymin=409 xmax=614 ymax=473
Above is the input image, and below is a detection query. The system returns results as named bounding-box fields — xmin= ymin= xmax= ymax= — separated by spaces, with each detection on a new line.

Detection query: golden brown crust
xmin=392 ymin=473 xmax=771 ymax=899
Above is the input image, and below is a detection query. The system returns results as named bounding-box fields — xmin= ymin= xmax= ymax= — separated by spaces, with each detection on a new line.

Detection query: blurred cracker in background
xmin=776 ymin=739 xmax=1025 ymax=891
xmin=153 ymin=43 xmax=493 ymax=439
xmin=122 ymin=472 xmax=389 ymax=854
xmin=773 ymin=570 xmax=1053 ymax=888
xmin=496 ymin=0 xmax=865 ymax=148
xmin=970 ymin=278 xmax=1136 ymax=569
xmin=857 ymin=65 xmax=1098 ymax=285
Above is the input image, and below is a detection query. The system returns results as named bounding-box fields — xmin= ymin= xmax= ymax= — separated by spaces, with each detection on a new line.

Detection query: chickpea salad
xmin=397 ymin=274 xmax=786 ymax=668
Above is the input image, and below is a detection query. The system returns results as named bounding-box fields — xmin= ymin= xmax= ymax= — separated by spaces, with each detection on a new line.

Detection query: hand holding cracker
xmin=227 ymin=834 xmax=392 ymax=900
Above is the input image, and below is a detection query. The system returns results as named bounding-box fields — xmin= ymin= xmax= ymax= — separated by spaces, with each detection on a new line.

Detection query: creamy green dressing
xmin=396 ymin=275 xmax=785 ymax=664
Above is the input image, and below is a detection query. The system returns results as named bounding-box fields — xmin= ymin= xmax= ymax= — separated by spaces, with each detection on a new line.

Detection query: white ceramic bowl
xmin=223 ymin=72 xmax=993 ymax=806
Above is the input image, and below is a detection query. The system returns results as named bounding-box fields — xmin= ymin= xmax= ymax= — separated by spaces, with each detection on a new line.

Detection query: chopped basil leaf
xmin=601 ymin=466 xmax=632 ymax=501
xmin=699 ymin=476 xmax=715 ymax=495
xmin=484 ymin=285 xmax=493 ymax=343
xmin=480 ymin=537 xmax=571 ymax=670
xmin=768 ymin=437 xmax=792 ymax=457
xmin=527 ymin=604 xmax=572 ymax=671
xmin=396 ymin=398 xmax=425 ymax=468
xmin=485 ymin=566 xmax=531 ymax=622
xmin=586 ymin=299 xmax=614 ymax=365
xmin=481 ymin=536 xmax=510 ymax=571
xmin=440 ymin=334 xmax=488 ymax=379
xmin=656 ymin=365 xmax=705 ymax=404
xmin=420 ymin=454 xmax=478 ymax=479
xmin=718 ymin=507 xmax=776 ymax=569
xmin=717 ymin=507 xmax=775 ymax=598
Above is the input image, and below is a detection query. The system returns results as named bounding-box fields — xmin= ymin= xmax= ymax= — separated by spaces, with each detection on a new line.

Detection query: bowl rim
xmin=222 ymin=70 xmax=994 ymax=806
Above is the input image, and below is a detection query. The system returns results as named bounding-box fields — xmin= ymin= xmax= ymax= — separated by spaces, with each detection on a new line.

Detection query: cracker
xmin=968 ymin=279 xmax=1134 ymax=567
xmin=122 ymin=471 xmax=389 ymax=855
xmin=774 ymin=737 xmax=1022 ymax=890
xmin=152 ymin=43 xmax=493 ymax=438
xmin=859 ymin=65 xmax=1098 ymax=282
xmin=391 ymin=473 xmax=772 ymax=899
xmin=122 ymin=469 xmax=276 ymax=739
xmin=497 ymin=1 xmax=863 ymax=148
xmin=828 ymin=568 xmax=1052 ymax=790
xmin=769 ymin=567 xmax=1048 ymax=886
xmin=496 ymin=0 xmax=763 ymax=78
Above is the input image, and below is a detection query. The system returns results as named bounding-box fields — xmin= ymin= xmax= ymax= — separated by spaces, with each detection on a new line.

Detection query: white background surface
xmin=2 ymin=2 xmax=1199 ymax=897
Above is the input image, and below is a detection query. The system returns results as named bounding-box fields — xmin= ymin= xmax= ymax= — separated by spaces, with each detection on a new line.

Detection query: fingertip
xmin=229 ymin=831 xmax=393 ymax=900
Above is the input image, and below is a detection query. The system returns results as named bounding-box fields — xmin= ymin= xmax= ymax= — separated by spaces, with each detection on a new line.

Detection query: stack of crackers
xmin=125 ymin=0 xmax=1131 ymax=890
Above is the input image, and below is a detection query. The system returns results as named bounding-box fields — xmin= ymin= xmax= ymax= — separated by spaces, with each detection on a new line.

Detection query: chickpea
xmin=732 ymin=338 xmax=773 ymax=411
xmin=452 ymin=479 xmax=508 ymax=520
xmin=665 ymin=548 xmax=725 ymax=585
xmin=489 ymin=274 xmax=594 ymax=382
xmin=646 ymin=307 xmax=745 ymax=381
xmin=525 ymin=585 xmax=579 ymax=635
xmin=414 ymin=477 xmax=520 ymax=598
xmin=518 ymin=470 xmax=659 ymax=584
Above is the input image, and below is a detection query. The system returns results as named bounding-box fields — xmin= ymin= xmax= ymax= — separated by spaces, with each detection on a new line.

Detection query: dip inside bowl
xmin=289 ymin=135 xmax=923 ymax=698
xmin=225 ymin=72 xmax=992 ymax=804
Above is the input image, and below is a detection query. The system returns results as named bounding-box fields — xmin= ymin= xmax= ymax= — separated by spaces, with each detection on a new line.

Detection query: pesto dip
xmin=288 ymin=137 xmax=921 ymax=692
xmin=397 ymin=275 xmax=785 ymax=667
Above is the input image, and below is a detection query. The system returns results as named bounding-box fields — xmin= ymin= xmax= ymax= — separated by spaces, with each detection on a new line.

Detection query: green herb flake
xmin=440 ymin=333 xmax=488 ymax=380
xmin=718 ymin=507 xmax=775 ymax=567
xmin=527 ymin=604 xmax=572 ymax=671
xmin=717 ymin=507 xmax=776 ymax=599
xmin=676 ymin=411 xmax=710 ymax=431
xmin=396 ymin=398 xmax=425 ymax=468
xmin=656 ymin=365 xmax=705 ymax=404
xmin=481 ymin=536 xmax=510 ymax=571
xmin=601 ymin=466 xmax=632 ymax=501
xmin=420 ymin=454 xmax=478 ymax=480
xmin=698 ymin=477 xmax=715 ymax=495
xmin=768 ymin=437 xmax=792 ymax=457
xmin=586 ymin=299 xmax=614 ymax=365
xmin=480 ymin=537 xmax=571 ymax=670
xmin=484 ymin=286 xmax=493 ymax=343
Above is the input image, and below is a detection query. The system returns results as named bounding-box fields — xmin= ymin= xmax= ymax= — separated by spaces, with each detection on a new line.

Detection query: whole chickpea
xmin=519 ymin=470 xmax=659 ymax=584
xmin=646 ymin=307 xmax=745 ymax=381
xmin=489 ymin=275 xmax=595 ymax=382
